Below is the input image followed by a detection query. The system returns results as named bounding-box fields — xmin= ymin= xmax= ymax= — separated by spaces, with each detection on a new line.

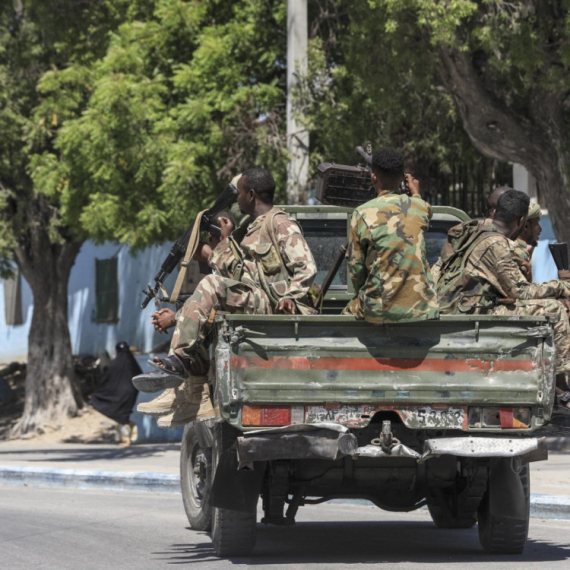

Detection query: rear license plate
xmin=305 ymin=404 xmax=466 ymax=428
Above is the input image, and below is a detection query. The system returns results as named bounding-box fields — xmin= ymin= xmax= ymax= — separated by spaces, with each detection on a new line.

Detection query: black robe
xmin=90 ymin=349 xmax=142 ymax=425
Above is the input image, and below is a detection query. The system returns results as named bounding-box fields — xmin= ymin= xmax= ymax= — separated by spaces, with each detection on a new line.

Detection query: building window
xmin=94 ymin=257 xmax=119 ymax=323
xmin=3 ymin=269 xmax=23 ymax=326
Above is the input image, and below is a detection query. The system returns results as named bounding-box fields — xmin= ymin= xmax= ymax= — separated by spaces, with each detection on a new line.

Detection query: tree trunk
xmin=10 ymin=200 xmax=84 ymax=436
xmin=436 ymin=48 xmax=570 ymax=245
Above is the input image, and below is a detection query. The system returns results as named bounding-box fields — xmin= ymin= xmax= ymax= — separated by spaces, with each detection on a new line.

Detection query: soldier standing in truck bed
xmin=344 ymin=147 xmax=439 ymax=324
xmin=133 ymin=167 xmax=317 ymax=427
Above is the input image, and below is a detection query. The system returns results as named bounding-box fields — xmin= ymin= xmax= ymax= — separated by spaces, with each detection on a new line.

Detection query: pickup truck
xmin=178 ymin=204 xmax=554 ymax=557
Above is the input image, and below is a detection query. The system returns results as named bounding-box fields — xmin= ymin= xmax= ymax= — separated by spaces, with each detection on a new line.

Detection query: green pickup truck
xmin=179 ymin=205 xmax=554 ymax=557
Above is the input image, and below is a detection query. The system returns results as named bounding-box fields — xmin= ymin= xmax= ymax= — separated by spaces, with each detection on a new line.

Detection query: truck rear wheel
xmin=180 ymin=424 xmax=212 ymax=531
xmin=211 ymin=423 xmax=257 ymax=557
xmin=477 ymin=460 xmax=530 ymax=554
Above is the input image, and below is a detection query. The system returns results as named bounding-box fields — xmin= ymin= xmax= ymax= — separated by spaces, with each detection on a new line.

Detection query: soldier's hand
xmin=519 ymin=260 xmax=532 ymax=280
xmin=561 ymin=298 xmax=570 ymax=317
xmin=558 ymin=269 xmax=570 ymax=281
xmin=276 ymin=298 xmax=297 ymax=314
xmin=404 ymin=173 xmax=421 ymax=197
xmin=150 ymin=308 xmax=176 ymax=333
xmin=218 ymin=216 xmax=234 ymax=239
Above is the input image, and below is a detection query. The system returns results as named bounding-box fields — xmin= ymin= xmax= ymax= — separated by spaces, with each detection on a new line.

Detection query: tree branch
xmin=437 ymin=48 xmax=556 ymax=174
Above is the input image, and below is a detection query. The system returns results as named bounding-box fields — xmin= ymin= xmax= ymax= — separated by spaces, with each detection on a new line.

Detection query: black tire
xmin=180 ymin=424 xmax=212 ymax=531
xmin=211 ymin=423 xmax=257 ymax=557
xmin=478 ymin=461 xmax=530 ymax=554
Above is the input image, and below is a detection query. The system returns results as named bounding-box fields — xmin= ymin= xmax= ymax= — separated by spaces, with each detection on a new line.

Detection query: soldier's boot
xmin=157 ymin=376 xmax=210 ymax=429
xmin=137 ymin=387 xmax=186 ymax=416
xmin=196 ymin=382 xmax=215 ymax=421
xmin=132 ymin=354 xmax=188 ymax=393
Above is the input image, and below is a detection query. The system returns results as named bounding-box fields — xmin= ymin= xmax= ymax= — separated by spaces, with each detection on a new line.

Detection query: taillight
xmin=242 ymin=405 xmax=304 ymax=426
xmin=468 ymin=407 xmax=531 ymax=429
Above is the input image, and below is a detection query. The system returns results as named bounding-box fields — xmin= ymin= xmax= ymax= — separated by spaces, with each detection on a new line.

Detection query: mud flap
xmin=210 ymin=446 xmax=266 ymax=513
xmin=486 ymin=458 xmax=527 ymax=520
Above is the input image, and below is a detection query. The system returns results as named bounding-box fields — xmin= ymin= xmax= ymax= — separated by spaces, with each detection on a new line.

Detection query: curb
xmin=0 ymin=466 xmax=180 ymax=494
xmin=1 ymin=466 xmax=569 ymax=521
xmin=530 ymin=494 xmax=570 ymax=520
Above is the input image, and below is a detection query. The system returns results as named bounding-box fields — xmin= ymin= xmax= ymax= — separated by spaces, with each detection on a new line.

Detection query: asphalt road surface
xmin=1 ymin=485 xmax=569 ymax=570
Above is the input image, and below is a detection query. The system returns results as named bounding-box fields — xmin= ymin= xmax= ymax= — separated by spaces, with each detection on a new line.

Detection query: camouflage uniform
xmin=344 ymin=191 xmax=439 ymax=323
xmin=172 ymin=207 xmax=317 ymax=365
xmin=435 ymin=220 xmax=570 ymax=374
xmin=512 ymin=238 xmax=531 ymax=263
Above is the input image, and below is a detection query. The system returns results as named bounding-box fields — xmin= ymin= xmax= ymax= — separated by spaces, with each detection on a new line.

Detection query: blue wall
xmin=0 ymin=241 xmax=180 ymax=363
xmin=532 ymin=215 xmax=559 ymax=283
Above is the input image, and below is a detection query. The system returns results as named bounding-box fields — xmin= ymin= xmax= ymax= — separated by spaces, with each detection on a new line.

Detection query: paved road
xmin=2 ymin=485 xmax=570 ymax=570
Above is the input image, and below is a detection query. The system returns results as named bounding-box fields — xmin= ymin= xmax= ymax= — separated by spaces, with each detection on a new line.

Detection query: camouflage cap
xmin=527 ymin=203 xmax=541 ymax=220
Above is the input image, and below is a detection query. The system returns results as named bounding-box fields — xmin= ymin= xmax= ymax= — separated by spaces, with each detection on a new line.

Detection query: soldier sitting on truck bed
xmin=434 ymin=189 xmax=570 ymax=413
xmin=487 ymin=185 xmax=540 ymax=282
xmin=133 ymin=167 xmax=318 ymax=427
xmin=136 ymin=210 xmax=236 ymax=423
xmin=343 ymin=147 xmax=439 ymax=324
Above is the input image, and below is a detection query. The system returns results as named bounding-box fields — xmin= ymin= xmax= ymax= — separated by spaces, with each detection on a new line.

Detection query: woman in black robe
xmin=90 ymin=342 xmax=142 ymax=443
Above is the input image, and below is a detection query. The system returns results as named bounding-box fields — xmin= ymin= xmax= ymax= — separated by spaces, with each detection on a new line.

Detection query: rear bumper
xmin=236 ymin=424 xmax=548 ymax=466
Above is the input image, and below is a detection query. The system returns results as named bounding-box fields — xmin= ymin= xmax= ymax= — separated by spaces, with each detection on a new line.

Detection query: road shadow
xmin=156 ymin=520 xmax=570 ymax=566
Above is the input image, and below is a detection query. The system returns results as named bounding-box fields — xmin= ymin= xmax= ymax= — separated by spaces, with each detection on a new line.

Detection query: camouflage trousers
xmin=488 ymin=298 xmax=570 ymax=374
xmin=169 ymin=274 xmax=273 ymax=370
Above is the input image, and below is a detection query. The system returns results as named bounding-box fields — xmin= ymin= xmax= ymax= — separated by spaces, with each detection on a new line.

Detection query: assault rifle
xmin=308 ymin=241 xmax=348 ymax=311
xmin=141 ymin=182 xmax=238 ymax=309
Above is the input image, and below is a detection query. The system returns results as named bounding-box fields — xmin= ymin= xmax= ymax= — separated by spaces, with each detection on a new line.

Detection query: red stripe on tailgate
xmin=231 ymin=356 xmax=535 ymax=372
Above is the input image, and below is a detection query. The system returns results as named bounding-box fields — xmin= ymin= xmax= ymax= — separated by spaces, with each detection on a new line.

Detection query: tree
xmin=1 ymin=0 xmax=289 ymax=435
xmin=0 ymin=0 xmax=137 ymax=435
xmin=297 ymin=0 xmax=509 ymax=207
xmin=370 ymin=0 xmax=570 ymax=243
xmin=45 ymin=0 xmax=289 ymax=247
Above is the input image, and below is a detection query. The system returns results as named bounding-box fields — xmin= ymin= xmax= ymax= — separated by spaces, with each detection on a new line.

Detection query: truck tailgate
xmin=215 ymin=314 xmax=555 ymax=430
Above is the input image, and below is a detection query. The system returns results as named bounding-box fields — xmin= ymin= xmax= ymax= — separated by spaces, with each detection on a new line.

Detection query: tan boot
xmin=137 ymin=387 xmax=185 ymax=416
xmin=196 ymin=382 xmax=215 ymax=421
xmin=157 ymin=376 xmax=207 ymax=429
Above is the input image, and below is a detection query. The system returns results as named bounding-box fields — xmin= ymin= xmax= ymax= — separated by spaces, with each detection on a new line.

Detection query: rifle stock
xmin=141 ymin=182 xmax=238 ymax=308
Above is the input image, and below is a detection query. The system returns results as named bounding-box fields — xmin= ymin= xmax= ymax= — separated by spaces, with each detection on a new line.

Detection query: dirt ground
xmin=0 ymin=359 xmax=122 ymax=444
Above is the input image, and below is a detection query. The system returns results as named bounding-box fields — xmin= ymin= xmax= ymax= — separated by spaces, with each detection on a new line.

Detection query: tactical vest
xmin=436 ymin=219 xmax=503 ymax=313
xmin=229 ymin=209 xmax=315 ymax=314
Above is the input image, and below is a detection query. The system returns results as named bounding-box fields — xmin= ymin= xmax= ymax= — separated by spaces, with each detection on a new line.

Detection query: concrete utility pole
xmin=287 ymin=0 xmax=309 ymax=204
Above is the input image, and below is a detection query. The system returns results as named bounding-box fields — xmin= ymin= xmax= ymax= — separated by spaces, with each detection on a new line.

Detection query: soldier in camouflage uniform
xmin=435 ymin=189 xmax=570 ymax=411
xmin=344 ymin=147 xmax=439 ymax=324
xmin=511 ymin=202 xmax=541 ymax=281
xmin=133 ymin=168 xmax=317 ymax=426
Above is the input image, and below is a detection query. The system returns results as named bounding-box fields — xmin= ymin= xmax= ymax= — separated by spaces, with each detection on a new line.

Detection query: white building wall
xmin=512 ymin=163 xmax=538 ymax=202
xmin=0 ymin=240 xmax=182 ymax=363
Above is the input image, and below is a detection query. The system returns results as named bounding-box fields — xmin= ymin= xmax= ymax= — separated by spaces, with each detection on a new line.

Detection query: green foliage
xmin=5 ymin=0 xmax=564 ymax=259
xmin=375 ymin=1 xmax=570 ymax=117
xmin=1 ymin=0 xmax=288 ymax=264
xmin=30 ymin=0 xmax=288 ymax=249
xmin=298 ymin=0 xmax=481 ymax=188
xmin=0 ymin=0 xmax=136 ymax=264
